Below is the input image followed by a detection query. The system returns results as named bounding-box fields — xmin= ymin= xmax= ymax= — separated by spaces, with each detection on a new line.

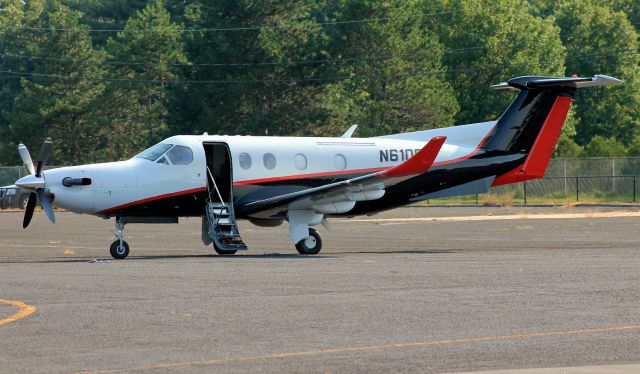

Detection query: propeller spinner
xmin=15 ymin=138 xmax=56 ymax=228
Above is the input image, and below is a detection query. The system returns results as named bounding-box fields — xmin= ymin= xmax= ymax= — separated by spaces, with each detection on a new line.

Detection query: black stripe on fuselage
xmin=108 ymin=152 xmax=527 ymax=219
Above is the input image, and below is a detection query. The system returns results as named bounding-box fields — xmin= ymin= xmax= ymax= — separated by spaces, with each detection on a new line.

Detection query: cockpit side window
xmin=136 ymin=143 xmax=173 ymax=161
xmin=157 ymin=156 xmax=170 ymax=165
xmin=165 ymin=145 xmax=194 ymax=165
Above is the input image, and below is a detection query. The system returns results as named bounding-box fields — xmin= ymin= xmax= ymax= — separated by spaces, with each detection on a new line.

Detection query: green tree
xmin=62 ymin=0 xmax=149 ymax=46
xmin=255 ymin=0 xmax=459 ymax=137
xmin=626 ymin=135 xmax=640 ymax=156
xmin=551 ymin=1 xmax=640 ymax=146
xmin=422 ymin=0 xmax=566 ymax=125
xmin=553 ymin=137 xmax=583 ymax=158
xmin=104 ymin=0 xmax=187 ymax=158
xmin=1 ymin=0 xmax=109 ymax=165
xmin=611 ymin=0 xmax=640 ymax=28
xmin=168 ymin=1 xmax=321 ymax=137
xmin=582 ymin=135 xmax=627 ymax=157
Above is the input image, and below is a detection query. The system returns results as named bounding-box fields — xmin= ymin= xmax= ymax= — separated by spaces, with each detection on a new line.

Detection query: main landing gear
xmin=288 ymin=210 xmax=324 ymax=255
xmin=110 ymin=219 xmax=129 ymax=259
xmin=295 ymin=228 xmax=322 ymax=255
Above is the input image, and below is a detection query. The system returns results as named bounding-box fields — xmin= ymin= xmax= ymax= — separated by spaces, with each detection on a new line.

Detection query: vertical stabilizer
xmin=485 ymin=75 xmax=621 ymax=186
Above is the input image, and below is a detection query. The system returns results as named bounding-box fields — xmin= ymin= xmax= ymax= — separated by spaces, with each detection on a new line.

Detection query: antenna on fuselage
xmin=341 ymin=124 xmax=358 ymax=138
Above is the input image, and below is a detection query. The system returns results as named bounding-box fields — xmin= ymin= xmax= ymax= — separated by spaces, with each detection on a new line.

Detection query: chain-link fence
xmin=0 ymin=165 xmax=67 ymax=186
xmin=484 ymin=158 xmax=640 ymax=204
xmin=0 ymin=166 xmax=26 ymax=186
xmin=487 ymin=176 xmax=640 ymax=204
xmin=427 ymin=158 xmax=640 ymax=204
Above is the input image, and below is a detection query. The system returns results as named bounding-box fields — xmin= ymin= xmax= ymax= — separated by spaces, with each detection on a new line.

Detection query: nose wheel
xmin=110 ymin=219 xmax=130 ymax=259
xmin=110 ymin=240 xmax=130 ymax=259
xmin=295 ymin=228 xmax=322 ymax=255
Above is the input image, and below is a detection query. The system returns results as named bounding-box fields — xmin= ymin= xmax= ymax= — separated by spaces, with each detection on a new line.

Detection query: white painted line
xmin=345 ymin=211 xmax=640 ymax=223
xmin=441 ymin=363 xmax=640 ymax=374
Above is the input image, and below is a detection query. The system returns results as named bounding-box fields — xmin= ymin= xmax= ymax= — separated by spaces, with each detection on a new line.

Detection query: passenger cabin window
xmin=165 ymin=145 xmax=194 ymax=165
xmin=263 ymin=153 xmax=276 ymax=170
xmin=294 ymin=153 xmax=307 ymax=170
xmin=334 ymin=154 xmax=347 ymax=170
xmin=136 ymin=143 xmax=173 ymax=161
xmin=239 ymin=152 xmax=252 ymax=169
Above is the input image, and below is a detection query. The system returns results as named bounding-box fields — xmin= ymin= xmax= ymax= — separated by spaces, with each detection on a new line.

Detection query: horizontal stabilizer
xmin=491 ymin=75 xmax=622 ymax=91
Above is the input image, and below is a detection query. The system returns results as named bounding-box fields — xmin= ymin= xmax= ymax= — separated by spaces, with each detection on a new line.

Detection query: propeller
xmin=16 ymin=138 xmax=56 ymax=228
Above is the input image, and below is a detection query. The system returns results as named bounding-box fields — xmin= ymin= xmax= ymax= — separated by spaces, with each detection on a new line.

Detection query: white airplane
xmin=14 ymin=75 xmax=621 ymax=259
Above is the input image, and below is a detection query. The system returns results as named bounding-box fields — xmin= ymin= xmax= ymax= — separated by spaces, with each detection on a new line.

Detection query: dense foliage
xmin=0 ymin=0 xmax=638 ymax=165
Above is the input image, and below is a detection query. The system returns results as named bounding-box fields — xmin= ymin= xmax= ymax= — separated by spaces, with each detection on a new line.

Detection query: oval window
xmin=334 ymin=154 xmax=347 ymax=170
xmin=165 ymin=145 xmax=194 ymax=165
xmin=263 ymin=153 xmax=276 ymax=170
xmin=294 ymin=153 xmax=307 ymax=170
xmin=239 ymin=152 xmax=252 ymax=169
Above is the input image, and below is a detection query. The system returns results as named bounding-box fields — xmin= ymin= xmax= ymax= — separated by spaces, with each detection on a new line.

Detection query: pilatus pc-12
xmin=15 ymin=75 xmax=621 ymax=259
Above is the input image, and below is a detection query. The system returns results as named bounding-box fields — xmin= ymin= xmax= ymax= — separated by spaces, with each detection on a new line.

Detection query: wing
xmin=236 ymin=136 xmax=446 ymax=217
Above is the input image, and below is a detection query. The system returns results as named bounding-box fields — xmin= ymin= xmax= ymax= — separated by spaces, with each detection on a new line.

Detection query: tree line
xmin=0 ymin=0 xmax=638 ymax=165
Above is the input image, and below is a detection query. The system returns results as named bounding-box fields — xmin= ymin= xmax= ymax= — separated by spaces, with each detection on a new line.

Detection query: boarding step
xmin=205 ymin=201 xmax=247 ymax=251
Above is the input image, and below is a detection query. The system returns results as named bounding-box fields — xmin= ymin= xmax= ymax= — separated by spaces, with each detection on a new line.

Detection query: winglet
xmin=381 ymin=136 xmax=446 ymax=178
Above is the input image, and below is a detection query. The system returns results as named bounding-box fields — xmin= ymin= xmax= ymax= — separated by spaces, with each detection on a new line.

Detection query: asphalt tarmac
xmin=1 ymin=205 xmax=639 ymax=373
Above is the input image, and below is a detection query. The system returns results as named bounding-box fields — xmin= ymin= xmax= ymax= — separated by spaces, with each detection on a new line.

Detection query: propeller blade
xmin=18 ymin=143 xmax=35 ymax=175
xmin=22 ymin=192 xmax=37 ymax=229
xmin=36 ymin=188 xmax=56 ymax=224
xmin=35 ymin=138 xmax=52 ymax=177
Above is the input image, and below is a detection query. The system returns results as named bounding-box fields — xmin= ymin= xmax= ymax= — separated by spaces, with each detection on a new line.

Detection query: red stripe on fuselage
xmin=96 ymin=128 xmax=497 ymax=215
xmin=96 ymin=187 xmax=207 ymax=215
xmin=234 ymin=127 xmax=495 ymax=186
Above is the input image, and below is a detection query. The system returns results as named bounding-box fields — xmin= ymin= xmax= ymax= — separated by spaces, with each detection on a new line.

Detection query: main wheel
xmin=295 ymin=228 xmax=322 ymax=255
xmin=213 ymin=243 xmax=237 ymax=255
xmin=110 ymin=240 xmax=130 ymax=259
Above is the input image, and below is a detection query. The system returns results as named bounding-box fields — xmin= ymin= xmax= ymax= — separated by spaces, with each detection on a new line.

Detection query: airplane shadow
xmin=0 ymin=253 xmax=335 ymax=264
xmin=329 ymin=249 xmax=458 ymax=255
xmin=0 ymin=249 xmax=456 ymax=264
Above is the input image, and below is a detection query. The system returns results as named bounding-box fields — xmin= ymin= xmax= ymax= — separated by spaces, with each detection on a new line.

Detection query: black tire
xmin=295 ymin=228 xmax=322 ymax=255
xmin=18 ymin=194 xmax=30 ymax=210
xmin=213 ymin=243 xmax=237 ymax=255
xmin=110 ymin=240 xmax=130 ymax=259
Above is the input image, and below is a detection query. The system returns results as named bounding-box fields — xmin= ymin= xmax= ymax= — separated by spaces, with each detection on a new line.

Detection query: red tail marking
xmin=382 ymin=136 xmax=446 ymax=178
xmin=492 ymin=96 xmax=572 ymax=187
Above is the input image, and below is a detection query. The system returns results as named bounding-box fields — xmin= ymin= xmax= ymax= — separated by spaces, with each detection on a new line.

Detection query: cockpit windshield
xmin=136 ymin=143 xmax=173 ymax=161
xmin=135 ymin=143 xmax=194 ymax=165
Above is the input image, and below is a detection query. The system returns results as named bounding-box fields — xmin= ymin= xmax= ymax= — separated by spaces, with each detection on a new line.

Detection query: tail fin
xmin=487 ymin=75 xmax=621 ymax=186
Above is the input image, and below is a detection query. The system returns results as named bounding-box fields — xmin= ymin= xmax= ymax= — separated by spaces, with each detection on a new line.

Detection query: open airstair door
xmin=202 ymin=143 xmax=247 ymax=255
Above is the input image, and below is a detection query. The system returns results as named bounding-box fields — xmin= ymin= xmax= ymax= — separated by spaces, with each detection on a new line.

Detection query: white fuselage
xmin=40 ymin=121 xmax=496 ymax=216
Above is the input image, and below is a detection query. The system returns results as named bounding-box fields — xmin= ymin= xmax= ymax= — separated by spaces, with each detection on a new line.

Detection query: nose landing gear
xmin=110 ymin=219 xmax=129 ymax=259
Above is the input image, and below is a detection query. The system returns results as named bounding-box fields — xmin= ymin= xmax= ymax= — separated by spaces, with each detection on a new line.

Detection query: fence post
xmin=523 ymin=181 xmax=527 ymax=204
xmin=634 ymin=176 xmax=637 ymax=203
xmin=612 ymin=158 xmax=616 ymax=192
xmin=563 ymin=159 xmax=567 ymax=194
xmin=576 ymin=176 xmax=579 ymax=202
